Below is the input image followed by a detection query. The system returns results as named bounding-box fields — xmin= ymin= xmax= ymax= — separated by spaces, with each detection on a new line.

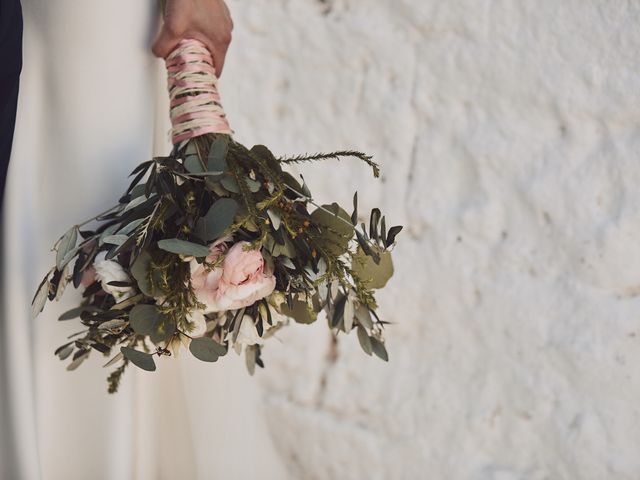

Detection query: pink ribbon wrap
xmin=165 ymin=39 xmax=233 ymax=144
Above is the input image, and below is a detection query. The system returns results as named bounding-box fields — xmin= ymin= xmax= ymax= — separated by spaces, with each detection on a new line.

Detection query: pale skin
xmin=153 ymin=0 xmax=233 ymax=76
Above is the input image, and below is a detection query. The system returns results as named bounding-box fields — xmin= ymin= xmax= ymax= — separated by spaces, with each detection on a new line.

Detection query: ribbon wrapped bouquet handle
xmin=32 ymin=39 xmax=402 ymax=393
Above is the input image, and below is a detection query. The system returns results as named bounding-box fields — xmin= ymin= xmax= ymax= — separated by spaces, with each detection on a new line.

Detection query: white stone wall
xmin=222 ymin=1 xmax=640 ymax=478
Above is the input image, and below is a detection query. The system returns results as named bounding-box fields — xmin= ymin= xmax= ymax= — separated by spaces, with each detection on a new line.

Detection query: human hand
xmin=153 ymin=0 xmax=233 ymax=76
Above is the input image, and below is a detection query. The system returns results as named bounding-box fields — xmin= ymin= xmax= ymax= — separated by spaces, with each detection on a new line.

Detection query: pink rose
xmin=190 ymin=240 xmax=276 ymax=313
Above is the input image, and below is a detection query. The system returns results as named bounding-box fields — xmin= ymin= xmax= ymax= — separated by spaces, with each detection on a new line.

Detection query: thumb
xmin=152 ymin=27 xmax=179 ymax=58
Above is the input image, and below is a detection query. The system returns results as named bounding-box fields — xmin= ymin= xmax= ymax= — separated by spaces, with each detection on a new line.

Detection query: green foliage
xmin=34 ymin=132 xmax=402 ymax=392
xmin=189 ymin=337 xmax=226 ymax=362
xmin=120 ymin=347 xmax=156 ymax=372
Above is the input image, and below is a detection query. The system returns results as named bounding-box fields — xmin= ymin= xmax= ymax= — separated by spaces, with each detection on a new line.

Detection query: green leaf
xmin=270 ymin=234 xmax=296 ymax=258
xmin=311 ymin=204 xmax=353 ymax=256
xmin=99 ymin=224 xmax=120 ymax=246
xmin=245 ymin=177 xmax=261 ymax=193
xmin=149 ymin=320 xmax=175 ymax=345
xmin=58 ymin=305 xmax=86 ymax=321
xmin=56 ymin=344 xmax=74 ymax=361
xmin=31 ymin=275 xmax=50 ymax=319
xmin=267 ymin=209 xmax=281 ymax=231
xmin=120 ymin=347 xmax=156 ymax=371
xmin=245 ymin=345 xmax=257 ymax=375
xmin=343 ymin=296 xmax=355 ymax=333
xmin=352 ymin=246 xmax=394 ymax=289
xmin=370 ymin=337 xmax=389 ymax=361
xmin=189 ymin=337 xmax=226 ymax=362
xmin=357 ymin=326 xmax=372 ymax=355
xmin=117 ymin=218 xmax=145 ymax=236
xmin=195 ymin=198 xmax=238 ymax=242
xmin=369 ymin=208 xmax=381 ymax=241
xmin=220 ymin=175 xmax=240 ymax=193
xmin=184 ymin=154 xmax=205 ymax=173
xmin=130 ymin=251 xmax=154 ymax=297
xmin=351 ymin=192 xmax=358 ymax=225
xmin=279 ymin=296 xmax=317 ymax=324
xmin=355 ymin=304 xmax=374 ymax=330
xmin=123 ymin=194 xmax=153 ymax=212
xmin=207 ymin=136 xmax=229 ymax=172
xmin=98 ymin=319 xmax=128 ymax=331
xmin=279 ymin=257 xmax=295 ymax=270
xmin=385 ymin=225 xmax=403 ymax=247
xmin=56 ymin=227 xmax=78 ymax=269
xmin=66 ymin=351 xmax=90 ymax=371
xmin=102 ymin=234 xmax=129 ymax=246
xmin=158 ymin=239 xmax=211 ymax=257
xmin=250 ymin=145 xmax=282 ymax=174
xmin=103 ymin=352 xmax=124 ymax=368
xmin=129 ymin=304 xmax=162 ymax=336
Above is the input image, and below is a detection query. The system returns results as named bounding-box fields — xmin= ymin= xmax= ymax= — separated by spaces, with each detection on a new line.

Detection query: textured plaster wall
xmin=222 ymin=1 xmax=640 ymax=479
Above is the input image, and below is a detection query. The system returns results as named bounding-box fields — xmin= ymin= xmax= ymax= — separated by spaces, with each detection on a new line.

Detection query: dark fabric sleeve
xmin=0 ymin=0 xmax=23 ymax=214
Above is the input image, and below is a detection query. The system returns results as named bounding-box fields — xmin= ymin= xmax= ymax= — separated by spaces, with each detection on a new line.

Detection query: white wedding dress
xmin=1 ymin=1 xmax=288 ymax=479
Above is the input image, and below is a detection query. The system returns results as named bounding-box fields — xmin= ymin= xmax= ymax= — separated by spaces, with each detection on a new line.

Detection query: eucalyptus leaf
xmin=117 ymin=218 xmax=145 ymax=236
xmin=130 ymin=251 xmax=154 ymax=297
xmin=250 ymin=145 xmax=282 ymax=174
xmin=279 ymin=257 xmax=295 ymax=270
xmin=123 ymin=194 xmax=150 ymax=212
xmin=31 ymin=276 xmax=50 ymax=319
xmin=184 ymin=154 xmax=205 ymax=173
xmin=58 ymin=306 xmax=87 ymax=321
xmin=56 ymin=266 xmax=72 ymax=301
xmin=56 ymin=344 xmax=74 ymax=361
xmin=271 ymin=234 xmax=296 ymax=258
xmin=352 ymin=246 xmax=394 ymax=289
xmin=99 ymin=223 xmax=120 ymax=246
xmin=102 ymin=234 xmax=128 ymax=246
xmin=220 ymin=175 xmax=240 ymax=193
xmin=369 ymin=208 xmax=381 ymax=241
xmin=351 ymin=192 xmax=359 ymax=225
xmin=343 ymin=296 xmax=355 ymax=333
xmin=56 ymin=227 xmax=78 ymax=269
xmin=98 ymin=319 xmax=128 ymax=331
xmin=158 ymin=239 xmax=211 ymax=257
xmin=103 ymin=352 xmax=124 ymax=368
xmin=370 ymin=337 xmax=389 ymax=361
xmin=385 ymin=225 xmax=403 ymax=247
xmin=130 ymin=184 xmax=147 ymax=199
xmin=311 ymin=204 xmax=353 ymax=256
xmin=129 ymin=304 xmax=162 ymax=336
xmin=279 ymin=296 xmax=316 ymax=324
xmin=357 ymin=326 xmax=372 ymax=355
xmin=189 ymin=337 xmax=226 ymax=362
xmin=195 ymin=198 xmax=238 ymax=242
xmin=267 ymin=209 xmax=282 ymax=231
xmin=245 ymin=177 xmax=261 ymax=192
xmin=245 ymin=345 xmax=256 ymax=375
xmin=207 ymin=135 xmax=229 ymax=172
xmin=120 ymin=347 xmax=156 ymax=372
xmin=355 ymin=304 xmax=374 ymax=330
xmin=66 ymin=351 xmax=90 ymax=371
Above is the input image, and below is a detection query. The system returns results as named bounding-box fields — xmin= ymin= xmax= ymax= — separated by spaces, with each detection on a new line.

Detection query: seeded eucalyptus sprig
xmin=32 ymin=133 xmax=402 ymax=392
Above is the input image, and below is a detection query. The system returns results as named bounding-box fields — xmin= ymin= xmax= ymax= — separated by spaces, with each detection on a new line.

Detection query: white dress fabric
xmin=1 ymin=1 xmax=288 ymax=479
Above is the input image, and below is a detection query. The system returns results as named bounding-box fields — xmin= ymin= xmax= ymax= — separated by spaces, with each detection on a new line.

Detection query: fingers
xmin=210 ymin=38 xmax=231 ymax=76
xmin=152 ymin=28 xmax=177 ymax=58
xmin=152 ymin=0 xmax=233 ymax=76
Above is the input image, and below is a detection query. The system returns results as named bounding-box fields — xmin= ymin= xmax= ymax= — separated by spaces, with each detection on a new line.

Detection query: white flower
xmin=187 ymin=309 xmax=207 ymax=338
xmin=231 ymin=314 xmax=262 ymax=354
xmin=93 ymin=251 xmax=135 ymax=301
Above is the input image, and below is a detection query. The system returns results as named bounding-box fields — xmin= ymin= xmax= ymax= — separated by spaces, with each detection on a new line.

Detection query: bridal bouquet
xmin=32 ymin=40 xmax=402 ymax=393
